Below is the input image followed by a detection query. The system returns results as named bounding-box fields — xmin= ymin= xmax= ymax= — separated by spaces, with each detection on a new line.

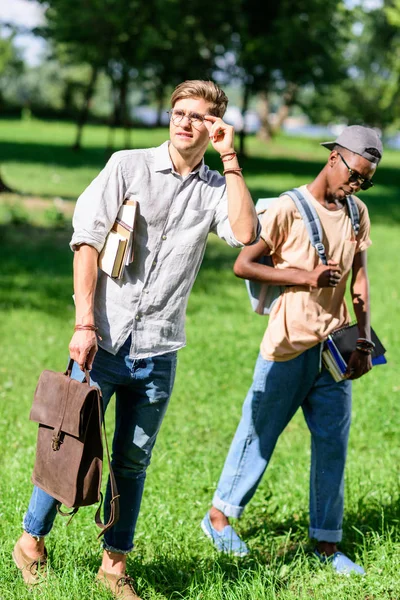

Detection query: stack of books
xmin=98 ymin=199 xmax=138 ymax=279
xmin=322 ymin=323 xmax=387 ymax=382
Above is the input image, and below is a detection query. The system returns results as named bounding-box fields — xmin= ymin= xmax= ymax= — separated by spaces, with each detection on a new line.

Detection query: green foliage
xmin=301 ymin=2 xmax=400 ymax=131
xmin=0 ymin=202 xmax=30 ymax=226
xmin=0 ymin=30 xmax=24 ymax=108
xmin=43 ymin=205 xmax=68 ymax=229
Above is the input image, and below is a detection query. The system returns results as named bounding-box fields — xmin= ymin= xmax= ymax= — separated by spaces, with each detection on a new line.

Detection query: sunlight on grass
xmin=0 ymin=119 xmax=399 ymax=599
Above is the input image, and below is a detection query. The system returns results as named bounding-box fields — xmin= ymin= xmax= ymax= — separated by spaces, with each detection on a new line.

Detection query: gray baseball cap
xmin=320 ymin=125 xmax=383 ymax=164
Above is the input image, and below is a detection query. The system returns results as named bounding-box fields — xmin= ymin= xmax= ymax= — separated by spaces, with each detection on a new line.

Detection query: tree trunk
xmin=156 ymin=84 xmax=165 ymax=127
xmin=271 ymin=103 xmax=290 ymax=136
xmin=0 ymin=170 xmax=13 ymax=193
xmin=119 ymin=66 xmax=131 ymax=149
xmin=257 ymin=91 xmax=273 ymax=141
xmin=239 ymin=81 xmax=251 ymax=159
xmin=72 ymin=65 xmax=99 ymax=151
xmin=270 ymin=83 xmax=298 ymax=136
xmin=106 ymin=77 xmax=118 ymax=156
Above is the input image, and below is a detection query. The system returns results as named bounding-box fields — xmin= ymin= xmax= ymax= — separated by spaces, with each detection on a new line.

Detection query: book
xmin=98 ymin=199 xmax=138 ymax=279
xmin=322 ymin=323 xmax=387 ymax=382
xmin=98 ymin=230 xmax=127 ymax=278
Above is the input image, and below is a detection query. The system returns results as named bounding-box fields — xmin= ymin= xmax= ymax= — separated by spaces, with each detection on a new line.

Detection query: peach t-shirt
xmin=260 ymin=185 xmax=371 ymax=362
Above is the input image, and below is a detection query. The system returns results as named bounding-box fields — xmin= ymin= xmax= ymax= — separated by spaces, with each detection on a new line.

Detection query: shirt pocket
xmin=174 ymin=208 xmax=214 ymax=248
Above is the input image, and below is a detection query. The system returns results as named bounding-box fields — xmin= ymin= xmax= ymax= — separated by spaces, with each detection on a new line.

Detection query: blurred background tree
xmin=301 ymin=0 xmax=400 ymax=133
xmin=0 ymin=0 xmax=397 ymax=156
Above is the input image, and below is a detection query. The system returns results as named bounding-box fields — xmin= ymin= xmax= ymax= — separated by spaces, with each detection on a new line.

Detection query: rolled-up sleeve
xmin=70 ymin=152 xmax=127 ymax=253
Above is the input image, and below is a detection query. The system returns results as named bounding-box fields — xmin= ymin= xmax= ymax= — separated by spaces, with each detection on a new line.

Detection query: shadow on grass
xmin=1 ymin=140 xmax=400 ymax=222
xmin=0 ymin=222 xmax=240 ymax=317
xmin=0 ymin=223 xmax=73 ymax=316
xmin=237 ymin=491 xmax=400 ymax=560
xmin=74 ymin=550 xmax=285 ymax=598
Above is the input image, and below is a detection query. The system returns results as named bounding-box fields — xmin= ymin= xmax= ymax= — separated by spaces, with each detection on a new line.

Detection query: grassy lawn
xmin=0 ymin=119 xmax=399 ymax=599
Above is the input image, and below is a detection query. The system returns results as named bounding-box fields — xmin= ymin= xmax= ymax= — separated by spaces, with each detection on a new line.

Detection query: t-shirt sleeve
xmin=260 ymin=196 xmax=296 ymax=254
xmin=355 ymin=199 xmax=372 ymax=253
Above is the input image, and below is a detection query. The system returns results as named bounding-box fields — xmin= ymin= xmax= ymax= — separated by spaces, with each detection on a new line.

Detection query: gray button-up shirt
xmin=70 ymin=141 xmax=246 ymax=358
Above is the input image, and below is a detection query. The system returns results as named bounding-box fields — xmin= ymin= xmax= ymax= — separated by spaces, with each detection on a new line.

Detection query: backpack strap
xmin=345 ymin=195 xmax=360 ymax=236
xmin=283 ymin=188 xmax=328 ymax=265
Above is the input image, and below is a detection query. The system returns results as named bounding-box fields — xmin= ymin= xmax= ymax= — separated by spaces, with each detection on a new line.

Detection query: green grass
xmin=0 ymin=119 xmax=400 ymax=599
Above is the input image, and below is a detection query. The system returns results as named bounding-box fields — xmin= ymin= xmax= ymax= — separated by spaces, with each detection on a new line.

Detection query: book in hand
xmin=98 ymin=199 xmax=138 ymax=279
xmin=322 ymin=323 xmax=387 ymax=382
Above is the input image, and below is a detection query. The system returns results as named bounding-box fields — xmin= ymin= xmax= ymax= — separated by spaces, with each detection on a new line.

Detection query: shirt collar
xmin=154 ymin=141 xmax=208 ymax=182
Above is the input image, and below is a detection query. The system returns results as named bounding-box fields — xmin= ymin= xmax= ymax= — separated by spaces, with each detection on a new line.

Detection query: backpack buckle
xmin=315 ymin=242 xmax=326 ymax=255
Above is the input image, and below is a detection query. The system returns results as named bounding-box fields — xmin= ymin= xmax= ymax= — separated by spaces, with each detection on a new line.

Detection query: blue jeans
xmin=24 ymin=336 xmax=177 ymax=553
xmin=213 ymin=345 xmax=352 ymax=543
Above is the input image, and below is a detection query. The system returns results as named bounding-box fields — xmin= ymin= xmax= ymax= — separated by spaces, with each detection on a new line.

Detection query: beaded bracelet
xmin=223 ymin=168 xmax=243 ymax=175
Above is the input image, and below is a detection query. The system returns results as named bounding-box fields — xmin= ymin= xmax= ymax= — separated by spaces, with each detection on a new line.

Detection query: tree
xmin=138 ymin=0 xmax=236 ymax=125
xmin=219 ymin=0 xmax=350 ymax=155
xmin=34 ymin=0 xmax=155 ymax=149
xmin=301 ymin=2 xmax=400 ymax=132
xmin=0 ymin=31 xmax=23 ymax=192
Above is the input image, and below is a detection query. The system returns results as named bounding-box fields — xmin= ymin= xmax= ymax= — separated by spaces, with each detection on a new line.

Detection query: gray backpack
xmin=246 ymin=188 xmax=360 ymax=315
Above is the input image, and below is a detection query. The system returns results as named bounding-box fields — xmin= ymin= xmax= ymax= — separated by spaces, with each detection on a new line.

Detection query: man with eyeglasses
xmin=13 ymin=80 xmax=258 ymax=598
xmin=202 ymin=125 xmax=382 ymax=575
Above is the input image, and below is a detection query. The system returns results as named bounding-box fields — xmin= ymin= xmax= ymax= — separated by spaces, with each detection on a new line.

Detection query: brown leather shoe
xmin=12 ymin=538 xmax=48 ymax=586
xmin=96 ymin=567 xmax=142 ymax=599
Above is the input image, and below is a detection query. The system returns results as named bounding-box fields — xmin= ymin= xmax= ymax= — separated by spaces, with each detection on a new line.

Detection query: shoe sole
xmin=200 ymin=520 xmax=249 ymax=557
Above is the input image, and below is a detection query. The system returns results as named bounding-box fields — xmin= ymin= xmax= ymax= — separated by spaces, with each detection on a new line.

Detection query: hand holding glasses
xmin=167 ymin=109 xmax=207 ymax=130
xmin=168 ymin=109 xmax=235 ymax=155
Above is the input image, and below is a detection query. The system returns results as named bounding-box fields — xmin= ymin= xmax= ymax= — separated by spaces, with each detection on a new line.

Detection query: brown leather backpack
xmin=29 ymin=359 xmax=119 ymax=537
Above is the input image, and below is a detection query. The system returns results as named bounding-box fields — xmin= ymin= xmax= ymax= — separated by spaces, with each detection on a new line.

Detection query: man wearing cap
xmin=202 ymin=125 xmax=382 ymax=575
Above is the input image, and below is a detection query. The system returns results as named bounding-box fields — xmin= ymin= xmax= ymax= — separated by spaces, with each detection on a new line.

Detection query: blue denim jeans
xmin=24 ymin=336 xmax=177 ymax=553
xmin=213 ymin=344 xmax=352 ymax=543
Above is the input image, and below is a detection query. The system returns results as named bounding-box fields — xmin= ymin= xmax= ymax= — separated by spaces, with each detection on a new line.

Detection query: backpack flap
xmin=30 ymin=369 xmax=99 ymax=440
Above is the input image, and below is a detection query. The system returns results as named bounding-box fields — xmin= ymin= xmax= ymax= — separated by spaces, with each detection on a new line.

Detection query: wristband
xmin=223 ymin=168 xmax=243 ymax=175
xmin=356 ymin=337 xmax=375 ymax=349
xmin=220 ymin=152 xmax=237 ymax=161
xmin=74 ymin=324 xmax=98 ymax=332
xmin=356 ymin=346 xmax=373 ymax=355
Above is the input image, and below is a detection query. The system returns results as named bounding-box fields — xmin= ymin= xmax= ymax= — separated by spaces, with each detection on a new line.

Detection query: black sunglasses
xmin=338 ymin=153 xmax=374 ymax=191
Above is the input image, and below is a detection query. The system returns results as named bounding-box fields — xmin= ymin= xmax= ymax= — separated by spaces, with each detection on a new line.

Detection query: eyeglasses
xmin=167 ymin=109 xmax=206 ymax=129
xmin=338 ymin=153 xmax=374 ymax=191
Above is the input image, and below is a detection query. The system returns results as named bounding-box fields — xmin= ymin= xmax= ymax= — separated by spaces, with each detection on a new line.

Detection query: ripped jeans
xmin=23 ymin=336 xmax=177 ymax=554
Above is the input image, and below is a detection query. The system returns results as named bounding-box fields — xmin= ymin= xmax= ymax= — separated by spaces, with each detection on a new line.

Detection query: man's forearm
xmin=235 ymin=260 xmax=314 ymax=287
xmin=73 ymin=244 xmax=99 ymax=325
xmin=351 ymin=271 xmax=371 ymax=339
xmin=223 ymin=155 xmax=258 ymax=245
xmin=351 ymin=251 xmax=371 ymax=340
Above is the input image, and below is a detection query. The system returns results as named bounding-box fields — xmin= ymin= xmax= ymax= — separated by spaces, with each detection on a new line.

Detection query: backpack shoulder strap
xmin=282 ymin=188 xmax=328 ymax=265
xmin=345 ymin=195 xmax=360 ymax=236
